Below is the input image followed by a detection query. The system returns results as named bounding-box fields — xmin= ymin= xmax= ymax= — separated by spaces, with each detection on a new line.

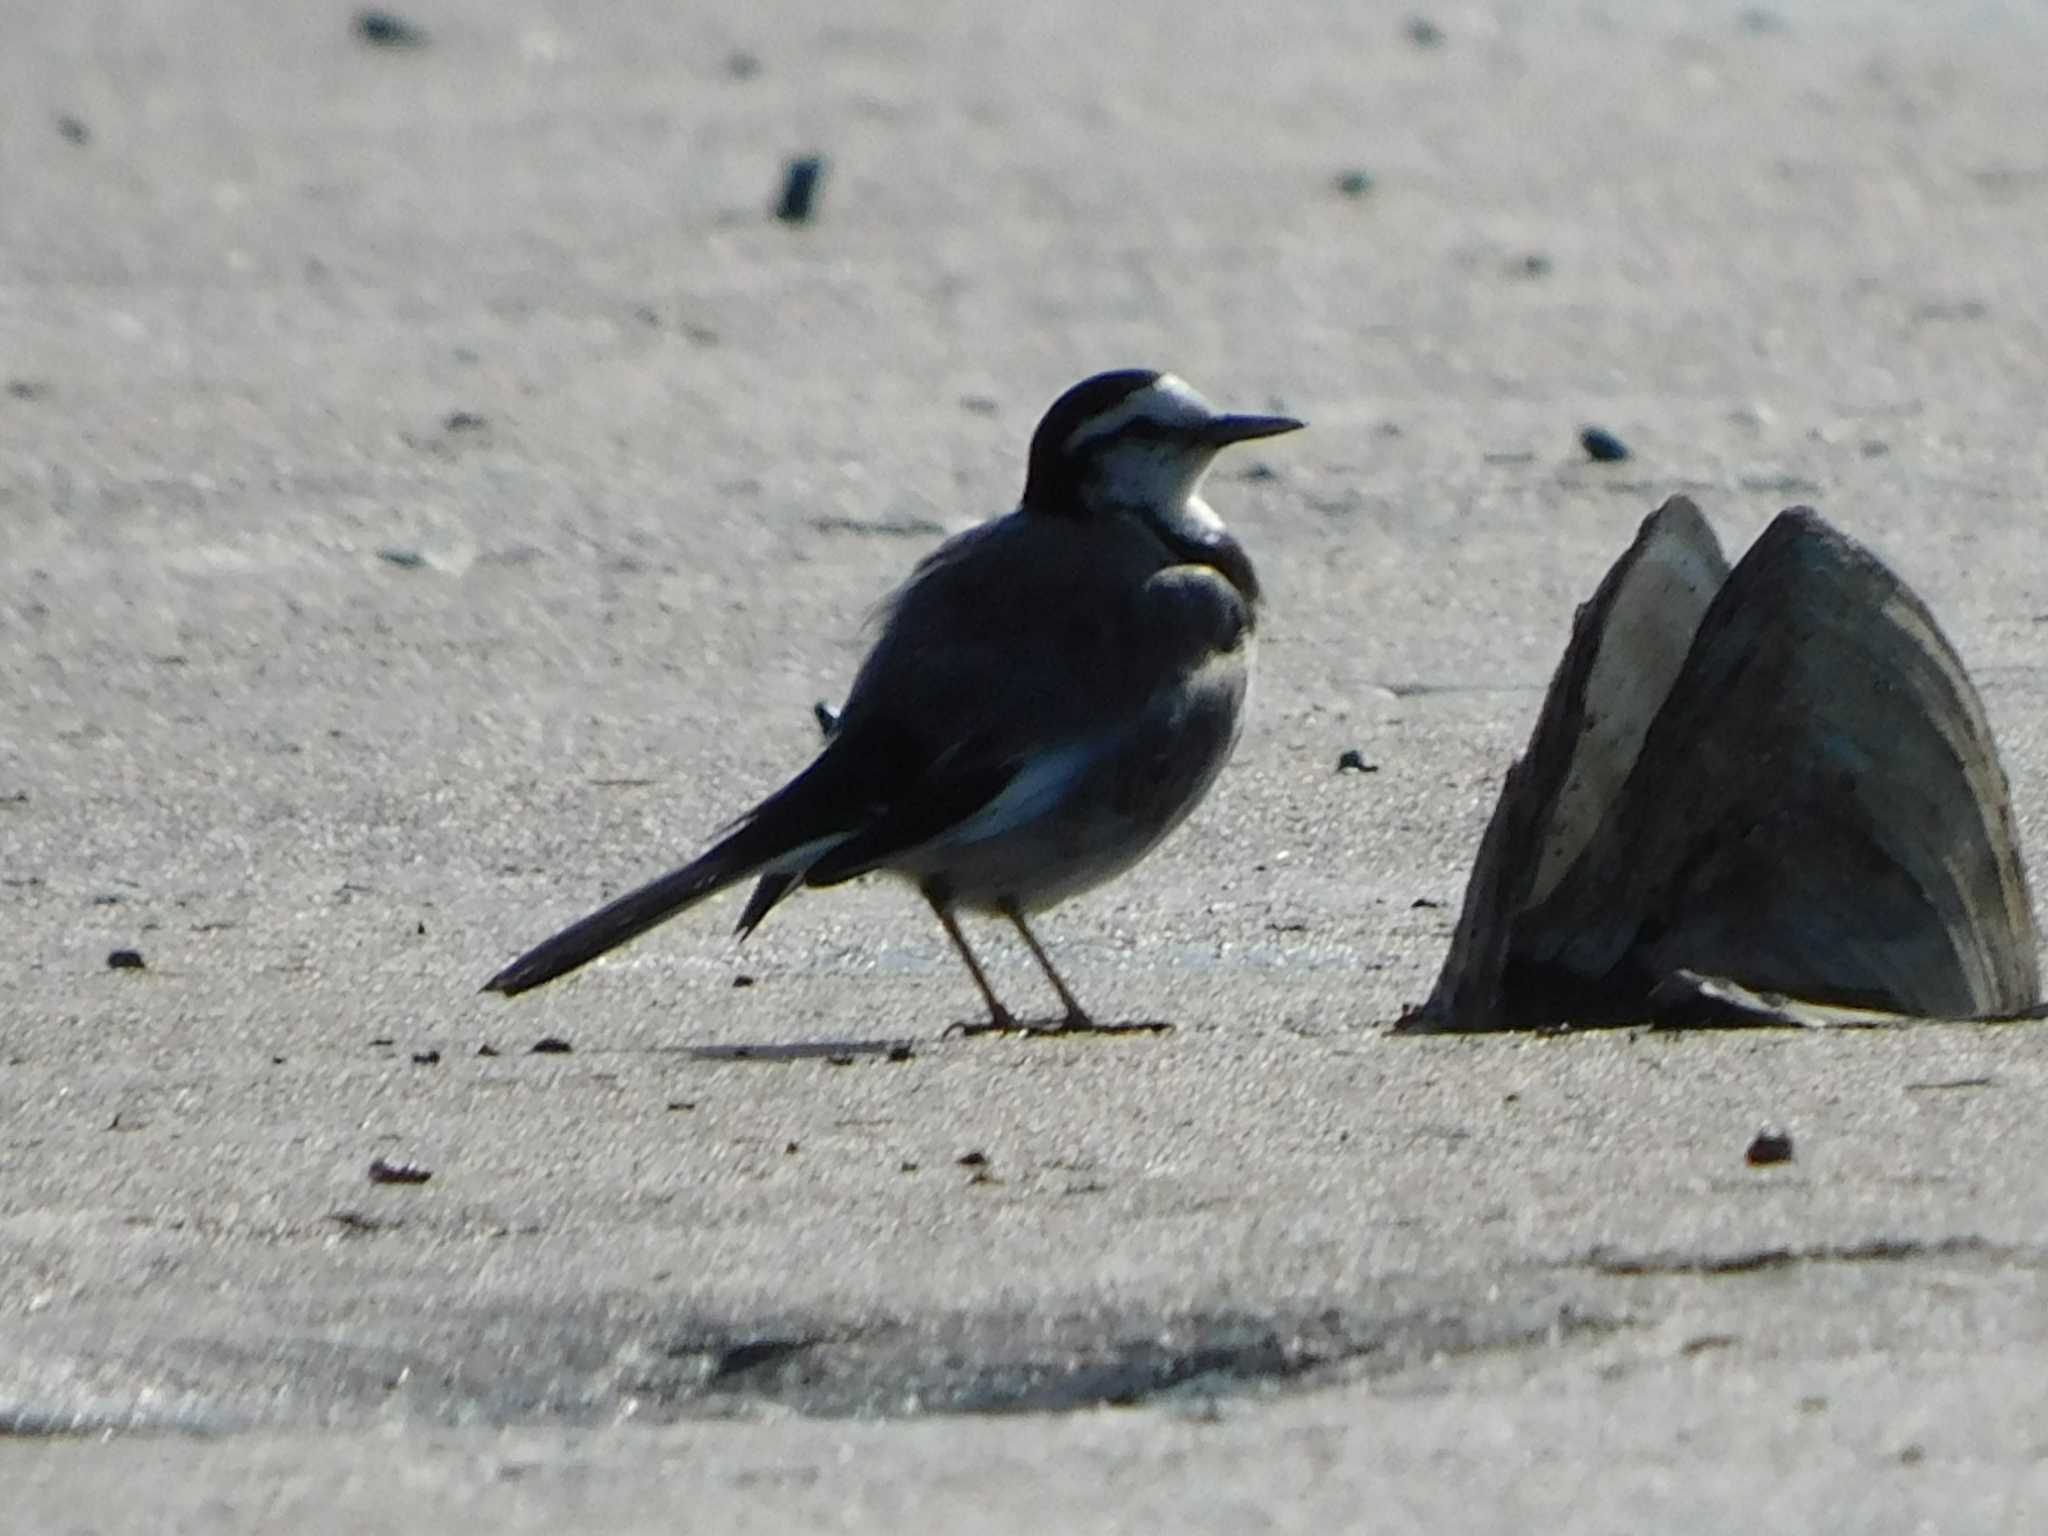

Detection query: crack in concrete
xmin=1585 ymin=1233 xmax=2016 ymax=1277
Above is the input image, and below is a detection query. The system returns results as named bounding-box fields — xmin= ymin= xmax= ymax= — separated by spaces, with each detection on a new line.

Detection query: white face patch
xmin=1063 ymin=374 xmax=1230 ymax=516
xmin=1087 ymin=438 xmax=1223 ymax=518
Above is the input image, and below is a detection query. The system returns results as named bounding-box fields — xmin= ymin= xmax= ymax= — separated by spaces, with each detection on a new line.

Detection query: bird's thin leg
xmin=929 ymin=893 xmax=1024 ymax=1036
xmin=1000 ymin=901 xmax=1098 ymax=1031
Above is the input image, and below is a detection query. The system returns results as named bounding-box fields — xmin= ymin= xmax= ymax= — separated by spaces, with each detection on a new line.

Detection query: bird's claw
xmin=944 ymin=1007 xmax=1027 ymax=1039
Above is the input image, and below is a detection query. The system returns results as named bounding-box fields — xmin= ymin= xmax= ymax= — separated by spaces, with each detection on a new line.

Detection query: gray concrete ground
xmin=5 ymin=0 xmax=2048 ymax=1529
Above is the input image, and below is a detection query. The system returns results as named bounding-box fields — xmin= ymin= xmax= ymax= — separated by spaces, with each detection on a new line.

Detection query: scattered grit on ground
xmin=5 ymin=1 xmax=2048 ymax=1530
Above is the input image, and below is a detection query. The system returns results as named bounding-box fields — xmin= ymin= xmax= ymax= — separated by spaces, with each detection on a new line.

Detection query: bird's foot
xmin=944 ymin=1005 xmax=1029 ymax=1039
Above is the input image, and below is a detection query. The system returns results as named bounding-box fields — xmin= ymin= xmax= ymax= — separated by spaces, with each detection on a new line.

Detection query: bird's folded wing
xmin=800 ymin=735 xmax=1022 ymax=887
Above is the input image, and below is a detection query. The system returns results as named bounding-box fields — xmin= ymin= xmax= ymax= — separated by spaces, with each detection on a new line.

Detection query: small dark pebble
xmin=775 ymin=155 xmax=826 ymax=223
xmin=1580 ymin=426 xmax=1631 ymax=462
xmin=93 ymin=895 xmax=122 ymax=905
xmin=272 ymin=1055 xmax=286 ymax=1065
xmin=368 ymin=1156 xmax=432 ymax=1185
xmin=377 ymin=547 xmax=426 ymax=569
xmin=956 ymin=1150 xmax=989 ymax=1168
xmin=1745 ymin=1127 xmax=1795 ymax=1166
xmin=415 ymin=920 xmax=426 ymax=936
xmin=476 ymin=1042 xmax=500 ymax=1057
xmin=444 ymin=411 xmax=486 ymax=433
xmin=356 ymin=10 xmax=428 ymax=47
xmin=784 ymin=1141 xmax=800 ymax=1155
xmin=1 ymin=788 xmax=30 ymax=803
xmin=732 ymin=974 xmax=757 ymax=989
xmin=1334 ymin=169 xmax=1375 ymax=198
xmin=4 ymin=381 xmax=46 ymax=401
xmin=370 ymin=1036 xmax=394 ymax=1048
xmin=1680 ymin=1333 xmax=1740 ymax=1356
xmin=667 ymin=1099 xmax=696 ymax=1112
xmin=530 ymin=1036 xmax=573 ymax=1055
xmin=1517 ymin=252 xmax=1553 ymax=277
xmin=726 ymin=49 xmax=763 ymax=79
xmin=1410 ymin=897 xmax=1442 ymax=909
xmin=411 ymin=1049 xmax=441 ymax=1066
xmin=899 ymin=1160 xmax=919 ymax=1173
xmin=885 ymin=1043 xmax=914 ymax=1063
xmin=1405 ymin=15 xmax=1445 ymax=46
xmin=1336 ymin=749 xmax=1378 ymax=774
xmin=1241 ymin=461 xmax=1278 ymax=482
xmin=56 ymin=115 xmax=90 ymax=145
xmin=106 ymin=948 xmax=146 ymax=970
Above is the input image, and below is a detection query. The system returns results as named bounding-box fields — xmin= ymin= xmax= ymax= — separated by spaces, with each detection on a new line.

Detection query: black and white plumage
xmin=484 ymin=368 xmax=1303 ymax=1031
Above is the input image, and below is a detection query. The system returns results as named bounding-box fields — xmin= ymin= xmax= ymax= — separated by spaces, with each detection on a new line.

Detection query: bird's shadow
xmin=679 ymin=1037 xmax=919 ymax=1064
xmin=675 ymin=1018 xmax=1175 ymax=1062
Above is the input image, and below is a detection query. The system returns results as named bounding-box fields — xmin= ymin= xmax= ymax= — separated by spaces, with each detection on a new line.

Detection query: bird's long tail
xmin=482 ymin=741 xmax=878 ymax=996
xmin=483 ymin=847 xmax=746 ymax=996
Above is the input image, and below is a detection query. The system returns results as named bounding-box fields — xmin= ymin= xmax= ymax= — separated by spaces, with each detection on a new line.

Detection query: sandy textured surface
xmin=6 ymin=0 xmax=2048 ymax=1529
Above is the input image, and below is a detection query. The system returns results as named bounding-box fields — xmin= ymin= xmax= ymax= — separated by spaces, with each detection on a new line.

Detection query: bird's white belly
xmin=898 ymin=645 xmax=1251 ymax=912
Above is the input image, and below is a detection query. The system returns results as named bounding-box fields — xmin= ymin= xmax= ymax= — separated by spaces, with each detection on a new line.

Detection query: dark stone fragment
xmin=1580 ymin=426 xmax=1631 ymax=462
xmin=356 ymin=11 xmax=428 ymax=47
xmin=1745 ymin=1128 xmax=1794 ymax=1166
xmin=775 ymin=156 xmax=826 ymax=223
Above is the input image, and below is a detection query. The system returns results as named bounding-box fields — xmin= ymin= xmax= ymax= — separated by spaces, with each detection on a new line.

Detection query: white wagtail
xmin=484 ymin=369 xmax=1302 ymax=1032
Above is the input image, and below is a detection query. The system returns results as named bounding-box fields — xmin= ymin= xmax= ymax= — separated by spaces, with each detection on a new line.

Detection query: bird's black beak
xmin=1200 ymin=413 xmax=1306 ymax=447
